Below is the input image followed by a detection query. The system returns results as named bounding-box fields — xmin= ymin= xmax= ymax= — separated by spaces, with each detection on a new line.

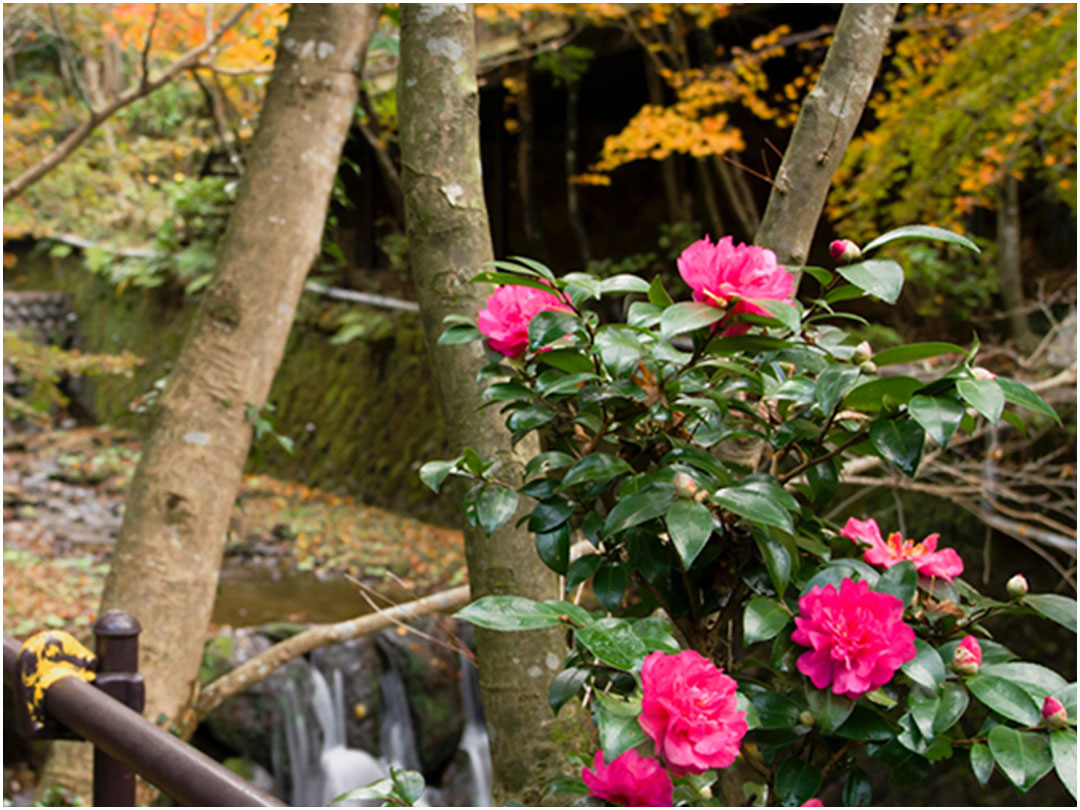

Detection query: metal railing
xmin=3 ymin=611 xmax=285 ymax=807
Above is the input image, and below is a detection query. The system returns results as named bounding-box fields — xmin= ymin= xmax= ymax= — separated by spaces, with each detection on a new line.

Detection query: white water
xmin=458 ymin=655 xmax=492 ymax=808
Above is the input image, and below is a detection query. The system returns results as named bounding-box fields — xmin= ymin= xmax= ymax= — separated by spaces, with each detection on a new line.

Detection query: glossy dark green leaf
xmin=603 ymin=490 xmax=675 ymax=537
xmin=870 ymin=418 xmax=925 ymax=476
xmin=456 ymin=596 xmax=563 ymax=630
xmin=593 ymin=563 xmax=628 ymax=612
xmin=528 ymin=498 xmax=575 ymax=533
xmin=750 ymin=691 xmax=803 ymax=729
xmin=774 ymin=757 xmax=822 ymax=805
xmin=900 ymin=639 xmax=945 ymax=692
xmin=566 ymin=554 xmax=602 ymax=589
xmin=750 ymin=298 xmax=802 ymax=333
xmin=437 ymin=323 xmax=483 ymax=345
xmin=593 ymin=326 xmax=644 ymax=376
xmin=535 ymin=523 xmax=570 ymax=574
xmin=1022 ymin=593 xmax=1077 ymax=634
xmin=1051 ymin=729 xmax=1077 ymax=800
xmin=871 ymin=342 xmax=966 ymax=366
xmin=563 ymin=272 xmax=604 ymax=303
xmin=648 ymin=275 xmax=674 ymax=307
xmin=630 ymin=617 xmax=682 ymax=655
xmin=968 ymin=675 xmax=1041 ymax=725
xmin=476 ymin=485 xmax=519 ymax=534
xmin=507 ymin=404 xmax=556 ymax=432
xmin=600 ymin=274 xmax=651 ymax=295
xmin=970 ymin=742 xmax=994 ymax=786
xmin=933 ymin=683 xmax=969 ymax=735
xmin=418 ymin=458 xmax=460 ymax=493
xmin=743 ymin=597 xmax=791 ymax=645
xmin=817 ymin=365 xmax=862 ymax=416
xmin=981 ymin=663 xmax=1068 ymax=704
xmin=988 ymin=726 xmax=1053 ymax=793
xmin=549 ymin=667 xmax=589 ymax=714
xmin=998 ymin=377 xmax=1062 ymax=425
xmin=796 ymin=265 xmax=833 ymax=286
xmin=562 ymin=453 xmax=632 ymax=489
xmin=842 ymin=766 xmax=871 ymax=807
xmin=863 ymin=224 xmax=980 ymax=254
xmin=753 ymin=528 xmax=793 ymax=595
xmin=594 ymin=693 xmax=647 ymax=762
xmin=470 ymin=270 xmax=560 ymax=294
xmin=844 ymin=376 xmax=925 ymax=411
xmin=907 ymin=395 xmax=966 ymax=447
xmin=956 ymin=377 xmax=1004 ymax=423
xmin=537 ymin=348 xmax=594 ymax=374
xmin=575 ymin=618 xmax=648 ymax=671
xmin=836 ymin=706 xmax=897 ymax=741
xmin=660 ymin=302 xmax=725 ymax=338
xmin=524 ymin=451 xmax=576 ymax=479
xmin=875 ymin=560 xmax=917 ymax=605
xmin=712 ymin=485 xmax=793 ymax=533
xmin=665 ymin=500 xmax=714 ymax=568
xmin=806 ymin=458 xmax=839 ymax=506
xmin=806 ymin=686 xmax=855 ymax=734
xmin=484 ymin=380 xmax=534 ymax=402
xmin=836 ymin=258 xmax=904 ymax=304
xmin=529 ymin=310 xmax=581 ymax=351
xmin=908 ymin=689 xmax=940 ymax=740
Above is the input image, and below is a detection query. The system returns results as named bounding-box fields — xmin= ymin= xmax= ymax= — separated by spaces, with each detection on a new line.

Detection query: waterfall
xmin=458 ymin=654 xmax=493 ymax=807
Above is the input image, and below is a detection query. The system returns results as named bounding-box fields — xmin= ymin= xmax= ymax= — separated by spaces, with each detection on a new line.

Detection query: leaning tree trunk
xmin=996 ymin=175 xmax=1038 ymax=351
xmin=398 ymin=5 xmax=590 ymax=805
xmin=38 ymin=4 xmax=381 ymax=799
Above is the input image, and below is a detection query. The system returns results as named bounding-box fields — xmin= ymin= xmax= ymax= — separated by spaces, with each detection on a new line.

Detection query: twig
xmin=49 ymin=5 xmax=94 ymax=113
xmin=140 ymin=4 xmax=161 ymax=88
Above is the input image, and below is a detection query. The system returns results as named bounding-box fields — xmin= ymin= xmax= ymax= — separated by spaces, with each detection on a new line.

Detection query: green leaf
xmin=998 ymin=377 xmax=1062 ymax=425
xmin=835 ymin=258 xmax=905 ymax=304
xmin=968 ymin=675 xmax=1041 ymax=725
xmin=907 ymin=689 xmax=940 ymax=740
xmin=563 ymin=272 xmax=604 ymax=303
xmin=988 ymin=726 xmax=1053 ymax=793
xmin=665 ymin=500 xmax=714 ymax=568
xmin=549 ymin=667 xmax=589 ymax=714
xmin=816 ymin=365 xmax=861 ymax=416
xmin=507 ymin=404 xmax=556 ymax=433
xmin=844 ymin=376 xmax=925 ymax=411
xmin=712 ymin=485 xmax=794 ymax=533
xmin=933 ymin=683 xmax=969 ymax=735
xmin=528 ymin=499 xmax=575 ymax=533
xmin=743 ymin=597 xmax=791 ymax=645
xmin=870 ymin=418 xmax=925 ymax=476
xmin=648 ymin=275 xmax=674 ymax=307
xmin=970 ymin=742 xmax=994 ymax=787
xmin=593 ymin=563 xmax=628 ymax=612
xmin=484 ymin=381 xmax=533 ymax=402
xmin=593 ymin=326 xmax=644 ymax=377
xmin=871 ymin=342 xmax=967 ymax=367
xmin=981 ymin=663 xmax=1068 ymax=704
xmin=956 ymin=377 xmax=1004 ymax=423
xmin=566 ymin=554 xmax=602 ymax=589
xmin=660 ymin=302 xmax=725 ymax=338
xmin=524 ymin=451 xmax=576 ymax=479
xmin=796 ymin=265 xmax=833 ymax=286
xmin=575 ymin=618 xmax=648 ymax=671
xmin=749 ymin=691 xmax=802 ymax=729
xmin=1051 ymin=729 xmax=1077 ymax=800
xmin=774 ymin=757 xmax=822 ymax=805
xmin=843 ymin=766 xmax=871 ymax=807
xmin=529 ymin=310 xmax=580 ymax=351
xmin=470 ymin=270 xmax=561 ymax=294
xmin=753 ymin=528 xmax=792 ymax=596
xmin=749 ymin=298 xmax=802 ymax=333
xmin=456 ymin=596 xmax=563 ymax=631
xmin=535 ymin=523 xmax=570 ymax=574
xmin=863 ymin=224 xmax=980 ymax=254
xmin=836 ymin=706 xmax=897 ymax=741
xmin=419 ymin=458 xmax=461 ymax=493
xmin=603 ymin=490 xmax=675 ymax=537
xmin=806 ymin=686 xmax=855 ymax=734
xmin=907 ymin=395 xmax=965 ymax=447
xmin=562 ymin=453 xmax=632 ymax=489
xmin=594 ymin=693 xmax=647 ymax=762
xmin=600 ymin=274 xmax=651 ymax=295
xmin=900 ymin=639 xmax=945 ymax=692
xmin=537 ymin=348 xmax=594 ymax=374
xmin=630 ymin=618 xmax=682 ymax=655
xmin=875 ymin=560 xmax=917 ymax=605
xmin=1022 ymin=593 xmax=1077 ymax=634
xmin=476 ymin=485 xmax=519 ymax=534
xmin=437 ymin=323 xmax=483 ymax=345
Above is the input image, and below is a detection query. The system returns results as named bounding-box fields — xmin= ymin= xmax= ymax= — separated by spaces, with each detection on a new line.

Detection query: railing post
xmin=92 ymin=610 xmax=144 ymax=807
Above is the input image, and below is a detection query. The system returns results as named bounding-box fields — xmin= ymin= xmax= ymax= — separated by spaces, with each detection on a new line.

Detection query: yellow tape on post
xmin=17 ymin=631 xmax=97 ymax=735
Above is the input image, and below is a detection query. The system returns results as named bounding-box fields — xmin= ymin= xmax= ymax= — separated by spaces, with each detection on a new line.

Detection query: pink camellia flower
xmin=803 ymin=800 xmax=825 ymax=807
xmin=476 ymin=285 xmax=572 ymax=358
xmin=829 ymin=239 xmax=862 ymax=264
xmin=792 ymin=578 xmax=916 ymax=699
xmin=639 ymin=649 xmax=748 ymax=776
xmin=676 ymin=236 xmax=794 ymax=337
xmin=840 ymin=517 xmax=964 ymax=582
xmin=1042 ymin=696 xmax=1070 ymax=730
xmin=952 ymin=635 xmax=982 ymax=676
xmin=581 ymin=749 xmax=673 ymax=807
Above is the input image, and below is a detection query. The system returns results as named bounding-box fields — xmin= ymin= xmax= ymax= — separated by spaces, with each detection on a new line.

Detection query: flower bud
xmin=859 ymin=360 xmax=878 ymax=375
xmin=1042 ymin=696 xmax=1070 ymax=729
xmin=1006 ymin=573 xmax=1029 ymax=599
xmin=972 ymin=366 xmax=998 ymax=381
xmin=829 ymin=239 xmax=862 ymax=264
xmin=798 ymin=710 xmax=816 ymax=727
xmin=852 ymin=341 xmax=873 ymax=364
xmin=802 ymin=800 xmax=824 ymax=808
xmin=951 ymin=635 xmax=982 ymax=676
xmin=673 ymin=472 xmax=699 ymax=499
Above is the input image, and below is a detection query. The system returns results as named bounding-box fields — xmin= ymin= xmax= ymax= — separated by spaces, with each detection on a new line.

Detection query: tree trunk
xmin=398 ymin=5 xmax=591 ymax=804
xmin=565 ymin=82 xmax=591 ymax=266
xmin=996 ymin=175 xmax=1038 ymax=351
xmin=644 ymin=58 xmax=687 ymax=224
xmin=38 ymin=4 xmax=381 ymax=799
xmin=755 ymin=3 xmax=899 ymax=274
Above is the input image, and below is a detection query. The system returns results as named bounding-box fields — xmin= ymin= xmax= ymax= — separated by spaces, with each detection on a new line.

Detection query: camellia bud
xmin=1042 ymin=696 xmax=1070 ymax=729
xmin=951 ymin=635 xmax=982 ymax=676
xmin=673 ymin=472 xmax=699 ymax=499
xmin=859 ymin=360 xmax=878 ymax=375
xmin=829 ymin=239 xmax=862 ymax=264
xmin=972 ymin=366 xmax=998 ymax=381
xmin=798 ymin=710 xmax=816 ymax=727
xmin=802 ymin=800 xmax=824 ymax=808
xmin=852 ymin=341 xmax=873 ymax=364
xmin=1006 ymin=573 xmax=1029 ymax=599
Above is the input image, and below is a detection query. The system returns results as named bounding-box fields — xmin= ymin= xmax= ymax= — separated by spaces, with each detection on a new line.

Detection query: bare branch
xmin=48 ymin=4 xmax=94 ymax=113
xmin=140 ymin=4 xmax=161 ymax=88
xmin=3 ymin=3 xmax=252 ymax=203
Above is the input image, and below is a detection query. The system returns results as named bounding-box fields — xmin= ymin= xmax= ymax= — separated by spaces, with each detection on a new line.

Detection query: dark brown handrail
xmin=4 ymin=634 xmax=286 ymax=807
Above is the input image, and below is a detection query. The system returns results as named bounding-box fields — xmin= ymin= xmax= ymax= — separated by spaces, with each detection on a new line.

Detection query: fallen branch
xmin=189 ymin=584 xmax=469 ymax=725
xmin=3 ymin=4 xmax=252 ymax=202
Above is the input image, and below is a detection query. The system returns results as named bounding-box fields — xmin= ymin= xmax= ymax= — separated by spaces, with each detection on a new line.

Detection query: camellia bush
xmin=420 ymin=227 xmax=1076 ymax=807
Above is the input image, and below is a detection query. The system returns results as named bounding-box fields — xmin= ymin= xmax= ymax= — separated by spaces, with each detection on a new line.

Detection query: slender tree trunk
xmin=996 ymin=175 xmax=1037 ymax=350
xmin=37 ymin=5 xmax=381 ymax=799
xmin=696 ymin=157 xmax=726 ymax=237
xmin=644 ymin=59 xmax=686 ymax=224
xmin=398 ymin=5 xmax=590 ymax=804
xmin=565 ymin=82 xmax=591 ymax=266
xmin=517 ymin=69 xmax=545 ymax=259
xmin=755 ymin=3 xmax=899 ymax=275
